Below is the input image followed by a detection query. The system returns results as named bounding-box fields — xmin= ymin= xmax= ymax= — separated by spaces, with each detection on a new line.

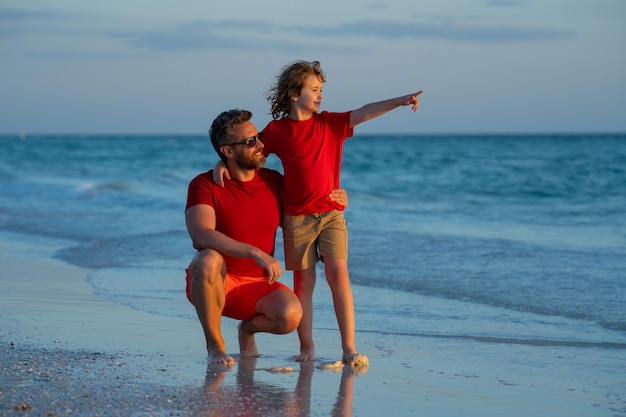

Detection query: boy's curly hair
xmin=266 ymin=60 xmax=326 ymax=120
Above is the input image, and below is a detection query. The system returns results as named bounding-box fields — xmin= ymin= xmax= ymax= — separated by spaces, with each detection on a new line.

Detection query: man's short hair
xmin=209 ymin=109 xmax=253 ymax=163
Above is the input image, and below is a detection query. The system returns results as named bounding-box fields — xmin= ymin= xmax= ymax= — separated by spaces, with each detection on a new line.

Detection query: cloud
xmin=106 ymin=20 xmax=358 ymax=54
xmin=106 ymin=18 xmax=573 ymax=55
xmin=294 ymin=20 xmax=574 ymax=42
xmin=486 ymin=0 xmax=526 ymax=7
xmin=368 ymin=1 xmax=391 ymax=10
xmin=0 ymin=8 xmax=64 ymax=21
xmin=107 ymin=20 xmax=273 ymax=51
xmin=0 ymin=7 xmax=68 ymax=39
xmin=1 ymin=6 xmax=574 ymax=57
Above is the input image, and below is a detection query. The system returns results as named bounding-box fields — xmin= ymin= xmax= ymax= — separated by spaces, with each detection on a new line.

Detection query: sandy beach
xmin=1 ymin=234 xmax=625 ymax=416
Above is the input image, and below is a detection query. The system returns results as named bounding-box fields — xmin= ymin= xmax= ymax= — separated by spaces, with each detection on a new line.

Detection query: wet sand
xmin=1 ymin=235 xmax=624 ymax=416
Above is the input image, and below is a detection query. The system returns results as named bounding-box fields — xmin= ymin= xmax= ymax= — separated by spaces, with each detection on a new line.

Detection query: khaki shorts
xmin=282 ymin=210 xmax=348 ymax=271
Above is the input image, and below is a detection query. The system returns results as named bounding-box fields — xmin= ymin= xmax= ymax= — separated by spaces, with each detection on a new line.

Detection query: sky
xmin=1 ymin=0 xmax=625 ymax=135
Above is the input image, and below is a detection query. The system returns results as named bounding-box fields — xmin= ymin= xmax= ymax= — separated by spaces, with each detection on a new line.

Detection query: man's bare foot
xmin=295 ymin=347 xmax=315 ymax=362
xmin=238 ymin=321 xmax=259 ymax=358
xmin=207 ymin=347 xmax=235 ymax=366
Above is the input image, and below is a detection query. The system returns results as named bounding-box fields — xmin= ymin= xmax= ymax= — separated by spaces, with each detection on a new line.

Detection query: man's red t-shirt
xmin=185 ymin=168 xmax=283 ymax=278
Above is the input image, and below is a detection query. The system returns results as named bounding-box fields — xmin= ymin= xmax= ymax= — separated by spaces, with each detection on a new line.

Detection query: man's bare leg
xmin=239 ymin=288 xmax=303 ymax=359
xmin=294 ymin=266 xmax=317 ymax=361
xmin=189 ymin=249 xmax=234 ymax=365
xmin=238 ymin=320 xmax=260 ymax=358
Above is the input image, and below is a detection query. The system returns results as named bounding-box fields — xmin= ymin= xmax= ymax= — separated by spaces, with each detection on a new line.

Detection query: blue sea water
xmin=1 ymin=133 xmax=625 ymax=347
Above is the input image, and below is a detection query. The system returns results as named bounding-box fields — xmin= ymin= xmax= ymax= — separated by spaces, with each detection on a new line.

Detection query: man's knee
xmin=276 ymin=298 xmax=303 ymax=333
xmin=190 ymin=249 xmax=224 ymax=285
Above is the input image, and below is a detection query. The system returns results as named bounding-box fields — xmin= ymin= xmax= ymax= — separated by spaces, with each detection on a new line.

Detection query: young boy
xmin=216 ymin=60 xmax=422 ymax=365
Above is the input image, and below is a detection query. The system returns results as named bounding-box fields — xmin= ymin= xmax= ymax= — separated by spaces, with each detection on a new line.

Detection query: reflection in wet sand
xmin=199 ymin=359 xmax=367 ymax=417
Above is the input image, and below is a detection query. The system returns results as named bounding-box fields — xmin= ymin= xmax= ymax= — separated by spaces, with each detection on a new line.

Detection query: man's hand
xmin=251 ymin=247 xmax=283 ymax=284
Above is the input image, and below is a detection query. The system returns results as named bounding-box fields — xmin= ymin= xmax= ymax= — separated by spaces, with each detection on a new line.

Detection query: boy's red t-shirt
xmin=262 ymin=111 xmax=353 ymax=216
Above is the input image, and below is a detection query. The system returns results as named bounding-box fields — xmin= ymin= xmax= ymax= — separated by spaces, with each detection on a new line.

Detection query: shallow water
xmin=1 ymin=133 xmax=625 ymax=344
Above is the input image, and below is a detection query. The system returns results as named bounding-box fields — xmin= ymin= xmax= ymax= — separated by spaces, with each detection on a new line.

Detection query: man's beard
xmin=235 ymin=151 xmax=266 ymax=170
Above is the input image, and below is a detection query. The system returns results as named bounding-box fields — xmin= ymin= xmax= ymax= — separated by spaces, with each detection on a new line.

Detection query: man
xmin=185 ymin=109 xmax=347 ymax=364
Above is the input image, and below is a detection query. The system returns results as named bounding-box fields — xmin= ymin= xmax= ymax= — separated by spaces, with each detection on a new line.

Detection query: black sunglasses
xmin=229 ymin=134 xmax=261 ymax=148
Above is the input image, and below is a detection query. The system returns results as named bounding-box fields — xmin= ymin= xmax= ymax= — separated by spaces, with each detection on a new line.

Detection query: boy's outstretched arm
xmin=349 ymin=90 xmax=423 ymax=128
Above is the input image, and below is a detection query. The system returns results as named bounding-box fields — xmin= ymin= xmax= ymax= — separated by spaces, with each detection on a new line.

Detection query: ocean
xmin=1 ymin=133 xmax=625 ymax=349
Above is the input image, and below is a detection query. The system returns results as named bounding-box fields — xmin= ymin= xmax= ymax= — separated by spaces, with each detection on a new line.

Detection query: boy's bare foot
xmin=238 ymin=321 xmax=260 ymax=358
xmin=295 ymin=347 xmax=315 ymax=362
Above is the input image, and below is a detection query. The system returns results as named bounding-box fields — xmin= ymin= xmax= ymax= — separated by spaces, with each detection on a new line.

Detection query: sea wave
xmin=74 ymin=180 xmax=130 ymax=198
xmin=56 ymin=230 xmax=191 ymax=268
xmin=2 ymin=133 xmax=625 ymax=341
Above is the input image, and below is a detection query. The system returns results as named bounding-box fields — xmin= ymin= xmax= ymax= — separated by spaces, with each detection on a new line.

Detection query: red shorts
xmin=185 ymin=269 xmax=290 ymax=320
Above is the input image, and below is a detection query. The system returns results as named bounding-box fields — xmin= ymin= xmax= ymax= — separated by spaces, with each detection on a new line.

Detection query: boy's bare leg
xmin=324 ymin=257 xmax=359 ymax=362
xmin=294 ymin=266 xmax=317 ymax=361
